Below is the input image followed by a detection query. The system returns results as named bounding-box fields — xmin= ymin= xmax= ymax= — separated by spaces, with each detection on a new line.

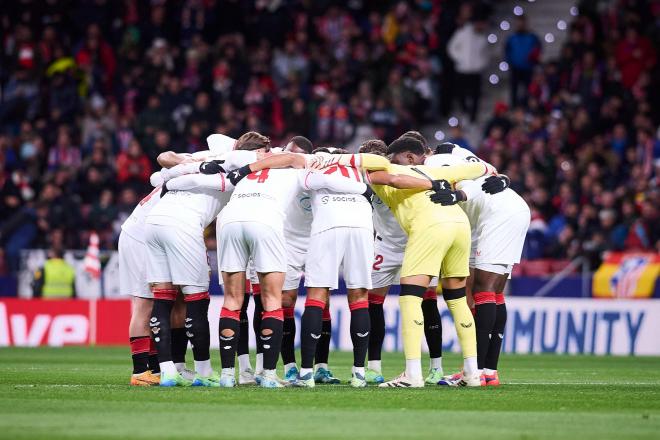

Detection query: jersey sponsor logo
xmin=321 ymin=195 xmax=359 ymax=204
xmin=299 ymin=195 xmax=312 ymax=212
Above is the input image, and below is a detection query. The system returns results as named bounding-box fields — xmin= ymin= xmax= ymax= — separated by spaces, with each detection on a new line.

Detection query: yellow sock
xmin=446 ymin=297 xmax=477 ymax=359
xmin=399 ymin=295 xmax=424 ymax=360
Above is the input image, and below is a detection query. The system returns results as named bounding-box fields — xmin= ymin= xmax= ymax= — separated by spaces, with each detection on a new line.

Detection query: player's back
xmin=309 ymin=165 xmax=372 ymax=235
xmin=283 ymin=190 xmax=312 ymax=250
xmin=371 ymin=164 xmax=470 ymax=234
xmin=221 ymin=168 xmax=301 ymax=232
xmin=121 ymin=187 xmax=162 ymax=241
xmin=147 ymin=186 xmax=224 ymax=229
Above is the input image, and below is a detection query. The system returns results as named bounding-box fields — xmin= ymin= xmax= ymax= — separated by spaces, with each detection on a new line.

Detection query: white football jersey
xmin=121 ymin=187 xmax=162 ymax=242
xmin=372 ymin=193 xmax=407 ymax=249
xmin=283 ymin=190 xmax=313 ymax=251
xmin=309 ymin=165 xmax=373 ymax=235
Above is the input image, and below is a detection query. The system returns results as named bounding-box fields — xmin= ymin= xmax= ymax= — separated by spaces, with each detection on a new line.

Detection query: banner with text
xmin=1 ymin=297 xmax=658 ymax=355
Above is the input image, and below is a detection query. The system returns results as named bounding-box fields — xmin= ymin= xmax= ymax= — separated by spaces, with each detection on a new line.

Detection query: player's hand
xmin=160 ymin=182 xmax=169 ymax=198
xmin=429 ymin=189 xmax=466 ymax=206
xmin=430 ymin=179 xmax=452 ymax=192
xmin=227 ymin=165 xmax=252 ymax=186
xmin=199 ymin=160 xmax=225 ymax=175
xmin=482 ymin=175 xmax=510 ymax=194
xmin=434 ymin=142 xmax=456 ymax=154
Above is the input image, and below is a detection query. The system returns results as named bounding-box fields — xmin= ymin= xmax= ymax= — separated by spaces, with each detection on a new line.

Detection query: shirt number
xmin=246 ymin=169 xmax=270 ymax=183
xmin=373 ymin=254 xmax=384 ymax=271
xmin=323 ymin=164 xmax=361 ymax=181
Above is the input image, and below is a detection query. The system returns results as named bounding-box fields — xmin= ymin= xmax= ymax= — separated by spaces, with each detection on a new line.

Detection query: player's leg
xmin=281 ymin=288 xmax=299 ymax=381
xmin=249 ymin=221 xmax=288 ymax=388
xmin=128 ymin=296 xmax=159 ymax=385
xmin=171 ymin=292 xmax=193 ymax=380
xmin=438 ymin=223 xmax=480 ymax=387
xmin=217 ymin=222 xmax=250 ymax=387
xmin=422 ymin=280 xmax=443 ymax=384
xmin=471 ymin=268 xmax=502 ymax=377
xmin=313 ymin=301 xmax=339 ymax=384
xmin=482 ymin=272 xmax=510 ymax=386
xmin=380 ymin=226 xmax=448 ymax=388
xmin=237 ymin=280 xmax=255 ymax=385
xmin=366 ymin=286 xmax=387 ymax=383
xmin=252 ymin=283 xmax=263 ymax=376
xmin=343 ymin=228 xmax=373 ymax=388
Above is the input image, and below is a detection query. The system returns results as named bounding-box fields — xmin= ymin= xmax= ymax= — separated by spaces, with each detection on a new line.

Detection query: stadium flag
xmin=593 ymin=252 xmax=659 ymax=298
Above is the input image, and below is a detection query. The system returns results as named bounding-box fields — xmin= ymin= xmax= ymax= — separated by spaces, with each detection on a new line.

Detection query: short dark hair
xmin=400 ymin=130 xmax=427 ymax=146
xmin=235 ymin=131 xmax=270 ymax=150
xmin=387 ymin=137 xmax=425 ymax=156
xmin=359 ymin=139 xmax=387 ymax=156
xmin=289 ymin=135 xmax=313 ymax=153
xmin=312 ymin=147 xmax=349 ymax=155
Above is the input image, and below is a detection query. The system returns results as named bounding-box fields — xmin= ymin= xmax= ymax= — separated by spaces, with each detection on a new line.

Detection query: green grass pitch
xmin=0 ymin=347 xmax=659 ymax=440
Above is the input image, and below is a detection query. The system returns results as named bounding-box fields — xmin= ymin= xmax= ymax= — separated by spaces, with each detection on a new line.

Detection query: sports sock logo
xmin=460 ymin=322 xmax=473 ymax=328
xmin=260 ymin=335 xmax=272 ymax=341
xmin=356 ymin=332 xmax=369 ymax=338
xmin=413 ymin=320 xmax=424 ymax=326
xmin=219 ymin=335 xmax=234 ymax=341
xmin=310 ymin=333 xmax=321 ymax=339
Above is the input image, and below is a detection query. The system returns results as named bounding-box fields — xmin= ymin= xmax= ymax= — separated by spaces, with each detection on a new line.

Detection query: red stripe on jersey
xmin=474 ymin=292 xmax=496 ymax=305
xmin=184 ymin=291 xmax=209 ymax=302
xmin=262 ymin=309 xmax=284 ymax=321
xmin=130 ymin=337 xmax=150 ymax=355
xmin=368 ymin=293 xmax=385 ymax=305
xmin=350 ymin=154 xmax=356 ymax=168
xmin=423 ymin=289 xmax=437 ymax=301
xmin=220 ymin=307 xmax=241 ymax=321
xmin=220 ymin=173 xmax=225 ymax=192
xmin=349 ymin=300 xmax=368 ymax=311
xmin=152 ymin=288 xmax=177 ymax=301
xmin=305 ymin=298 xmax=325 ymax=309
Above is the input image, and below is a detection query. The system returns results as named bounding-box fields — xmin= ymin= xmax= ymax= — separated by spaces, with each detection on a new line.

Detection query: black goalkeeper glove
xmin=227 ymin=164 xmax=252 ymax=186
xmin=434 ymin=142 xmax=456 ymax=154
xmin=482 ymin=175 xmax=510 ymax=194
xmin=199 ymin=160 xmax=226 ymax=175
xmin=160 ymin=181 xmax=169 ymax=198
xmin=429 ymin=188 xmax=467 ymax=206
xmin=431 ymin=179 xmax=452 ymax=192
xmin=361 ymin=185 xmax=374 ymax=203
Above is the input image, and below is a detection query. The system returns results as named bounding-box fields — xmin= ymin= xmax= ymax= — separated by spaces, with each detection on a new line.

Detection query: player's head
xmin=312 ymin=147 xmax=349 ymax=155
xmin=285 ymin=135 xmax=313 ymax=154
xmin=399 ymin=130 xmax=427 ymax=147
xmin=358 ymin=139 xmax=387 ymax=156
xmin=387 ymin=137 xmax=426 ymax=165
xmin=235 ymin=131 xmax=271 ymax=152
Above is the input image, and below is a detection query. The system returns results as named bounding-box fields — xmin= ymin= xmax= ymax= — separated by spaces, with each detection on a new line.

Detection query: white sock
xmin=160 ymin=361 xmax=177 ymax=376
xmin=367 ymin=360 xmax=382 ymax=373
xmin=221 ymin=367 xmax=235 ymax=376
xmin=352 ymin=366 xmax=365 ymax=377
xmin=483 ymin=368 xmax=496 ymax=375
xmin=263 ymin=368 xmax=276 ymax=376
xmin=315 ymin=363 xmax=328 ymax=371
xmin=238 ymin=354 xmax=252 ymax=372
xmin=284 ymin=362 xmax=297 ymax=373
xmin=405 ymin=358 xmax=422 ymax=380
xmin=430 ymin=357 xmax=442 ymax=370
xmin=194 ymin=359 xmax=212 ymax=377
xmin=463 ymin=357 xmax=478 ymax=376
xmin=255 ymin=353 xmax=264 ymax=373
xmin=300 ymin=367 xmax=313 ymax=377
xmin=174 ymin=362 xmax=186 ymax=372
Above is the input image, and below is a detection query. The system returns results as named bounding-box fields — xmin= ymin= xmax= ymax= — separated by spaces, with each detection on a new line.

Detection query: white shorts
xmin=371 ymin=238 xmax=404 ymax=288
xmin=219 ymin=222 xmax=287 ymax=273
xmin=284 ymin=245 xmax=306 ymax=291
xmin=305 ymin=228 xmax=373 ymax=290
xmin=118 ymin=232 xmax=152 ymax=298
xmin=470 ymin=208 xmax=531 ymax=268
xmin=145 ymin=223 xmax=209 ymax=288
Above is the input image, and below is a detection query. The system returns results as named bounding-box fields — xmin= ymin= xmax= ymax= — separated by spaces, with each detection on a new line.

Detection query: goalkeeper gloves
xmin=429 ymin=188 xmax=467 ymax=206
xmin=160 ymin=181 xmax=169 ymax=198
xmin=431 ymin=179 xmax=452 ymax=192
xmin=481 ymin=175 xmax=510 ymax=194
xmin=227 ymin=165 xmax=252 ymax=186
xmin=361 ymin=185 xmax=374 ymax=203
xmin=199 ymin=160 xmax=226 ymax=175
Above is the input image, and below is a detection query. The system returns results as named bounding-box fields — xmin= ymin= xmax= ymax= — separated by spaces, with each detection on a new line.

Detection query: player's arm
xmin=226 ymin=152 xmax=309 ymax=185
xmin=164 ymin=173 xmax=234 ymax=192
xmin=301 ymin=170 xmax=367 ymax=193
xmin=156 ymin=151 xmax=196 ymax=168
xmin=155 ymin=162 xmax=203 ymax=185
xmin=426 ymin=162 xmax=494 ymax=183
xmin=308 ymin=153 xmax=391 ymax=171
xmin=367 ymin=170 xmax=433 ymax=190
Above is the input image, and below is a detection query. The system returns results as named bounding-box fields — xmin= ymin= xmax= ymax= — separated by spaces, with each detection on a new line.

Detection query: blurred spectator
xmin=505 ymin=15 xmax=541 ymax=106
xmin=116 ymin=140 xmax=151 ymax=187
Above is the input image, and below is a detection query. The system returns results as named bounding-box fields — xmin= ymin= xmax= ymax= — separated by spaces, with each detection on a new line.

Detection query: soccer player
xmin=216 ymin=151 xmax=371 ymax=387
xmin=429 ymin=143 xmax=530 ymax=386
xmin=358 ymin=139 xmax=445 ymax=385
xmin=310 ymin=138 xmax=495 ymax=387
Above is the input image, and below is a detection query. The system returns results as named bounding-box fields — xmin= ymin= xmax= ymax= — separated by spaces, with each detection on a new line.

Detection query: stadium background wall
xmin=1 ymin=297 xmax=659 ymax=356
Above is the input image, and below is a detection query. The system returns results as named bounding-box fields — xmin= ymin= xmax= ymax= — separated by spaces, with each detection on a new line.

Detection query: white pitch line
xmin=507 ymin=382 xmax=659 ymax=385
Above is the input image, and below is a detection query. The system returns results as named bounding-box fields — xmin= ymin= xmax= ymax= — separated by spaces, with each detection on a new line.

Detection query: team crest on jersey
xmin=300 ymin=195 xmax=311 ymax=211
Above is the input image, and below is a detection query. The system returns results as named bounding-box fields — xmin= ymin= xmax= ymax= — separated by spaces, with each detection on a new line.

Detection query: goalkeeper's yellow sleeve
xmin=426 ymin=162 xmax=488 ymax=183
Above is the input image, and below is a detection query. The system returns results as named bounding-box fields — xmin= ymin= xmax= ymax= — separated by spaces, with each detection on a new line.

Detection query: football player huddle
xmin=119 ymin=130 xmax=530 ymax=389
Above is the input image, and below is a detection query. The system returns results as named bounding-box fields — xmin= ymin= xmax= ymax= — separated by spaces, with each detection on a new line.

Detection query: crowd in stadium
xmin=0 ymin=0 xmax=658 ymax=275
